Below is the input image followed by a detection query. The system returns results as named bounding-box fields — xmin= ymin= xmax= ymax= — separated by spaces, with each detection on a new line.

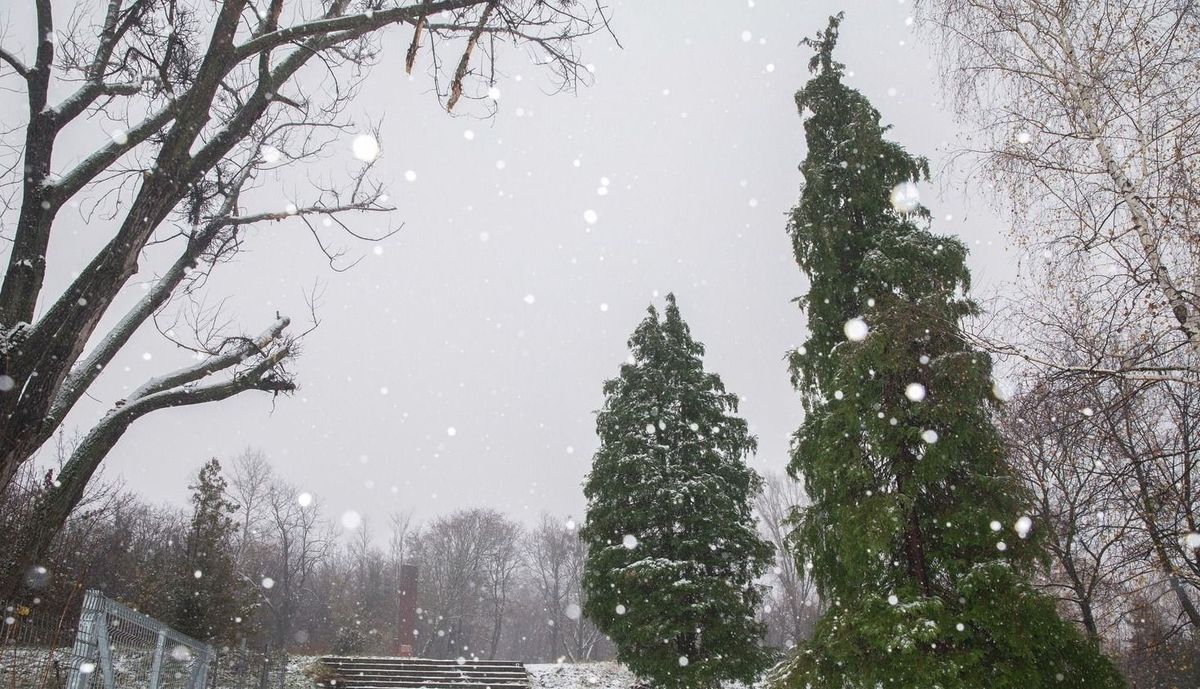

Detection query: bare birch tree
xmin=0 ymin=0 xmax=611 ymax=595
xmin=555 ymin=520 xmax=605 ymax=661
xmin=917 ymin=0 xmax=1200 ymax=384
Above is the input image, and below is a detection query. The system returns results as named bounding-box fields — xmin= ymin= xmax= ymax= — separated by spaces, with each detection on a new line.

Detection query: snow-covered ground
xmin=527 ymin=661 xmax=639 ymax=689
xmin=1 ymin=650 xmax=764 ymax=689
xmin=526 ymin=661 xmax=766 ymax=689
xmin=285 ymin=657 xmax=764 ymax=689
xmin=287 ymin=658 xmax=643 ymax=689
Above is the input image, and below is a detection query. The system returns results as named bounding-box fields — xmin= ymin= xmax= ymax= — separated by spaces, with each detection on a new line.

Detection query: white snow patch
xmin=527 ymin=662 xmax=636 ymax=689
xmin=526 ymin=662 xmax=767 ymax=689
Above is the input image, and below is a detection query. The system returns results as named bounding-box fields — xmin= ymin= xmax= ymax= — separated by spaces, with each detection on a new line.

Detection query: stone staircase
xmin=317 ymin=656 xmax=532 ymax=689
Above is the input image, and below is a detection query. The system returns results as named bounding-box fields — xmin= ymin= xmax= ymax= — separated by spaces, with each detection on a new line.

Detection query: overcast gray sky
xmin=15 ymin=0 xmax=1015 ymax=537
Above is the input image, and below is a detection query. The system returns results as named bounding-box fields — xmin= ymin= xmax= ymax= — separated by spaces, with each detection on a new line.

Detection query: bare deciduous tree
xmin=1093 ymin=374 xmax=1200 ymax=630
xmin=523 ymin=513 xmax=604 ymax=661
xmin=917 ymin=0 xmax=1200 ymax=384
xmin=230 ymin=447 xmax=273 ymax=559
xmin=994 ymin=295 xmax=1200 ymax=635
xmin=0 ymin=0 xmax=611 ymax=594
xmin=525 ymin=514 xmax=571 ymax=658
xmin=409 ymin=507 xmax=529 ymax=658
xmin=1000 ymin=379 xmax=1147 ymax=644
xmin=259 ymin=477 xmax=333 ymax=647
xmin=555 ymin=521 xmax=605 ymax=662
xmin=480 ymin=513 xmax=522 ymax=658
xmin=754 ymin=471 xmax=818 ymax=649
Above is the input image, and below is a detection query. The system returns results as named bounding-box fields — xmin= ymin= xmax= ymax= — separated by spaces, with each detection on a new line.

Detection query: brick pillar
xmin=397 ymin=564 xmax=418 ymax=656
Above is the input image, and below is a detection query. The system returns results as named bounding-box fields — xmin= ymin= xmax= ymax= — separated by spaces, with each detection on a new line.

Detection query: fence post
xmin=258 ymin=642 xmax=271 ymax=689
xmin=66 ymin=590 xmax=101 ymax=689
xmin=197 ymin=643 xmax=214 ymax=689
xmin=149 ymin=628 xmax=167 ymax=689
xmin=185 ymin=642 xmax=209 ymax=689
xmin=235 ymin=637 xmax=248 ymax=689
xmin=94 ymin=606 xmax=115 ymax=689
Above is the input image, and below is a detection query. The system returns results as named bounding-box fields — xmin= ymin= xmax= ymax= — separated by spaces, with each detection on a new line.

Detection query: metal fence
xmin=68 ymin=589 xmax=214 ymax=689
xmin=209 ymin=641 xmax=291 ymax=689
xmin=1 ymin=590 xmax=290 ymax=689
xmin=1 ymin=592 xmax=82 ymax=689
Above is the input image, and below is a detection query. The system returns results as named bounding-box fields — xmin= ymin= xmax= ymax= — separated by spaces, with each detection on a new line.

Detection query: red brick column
xmin=397 ymin=564 xmax=418 ymax=656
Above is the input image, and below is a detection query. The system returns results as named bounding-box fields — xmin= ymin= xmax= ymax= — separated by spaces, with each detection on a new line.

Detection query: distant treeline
xmin=0 ymin=447 xmax=805 ymax=661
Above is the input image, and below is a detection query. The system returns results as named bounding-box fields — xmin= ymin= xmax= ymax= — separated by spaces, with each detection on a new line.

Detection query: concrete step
xmin=320 ymin=682 xmax=528 ymax=689
xmin=321 ymin=672 xmax=528 ymax=681
xmin=323 ymin=661 xmax=524 ymax=670
xmin=324 ymin=672 xmax=529 ymax=683
xmin=323 ymin=660 xmax=525 ymax=670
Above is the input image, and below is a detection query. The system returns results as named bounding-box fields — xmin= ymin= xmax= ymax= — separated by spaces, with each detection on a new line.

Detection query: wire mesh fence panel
xmin=1 ymin=590 xmax=215 ymax=689
xmin=0 ymin=589 xmax=312 ymax=689
xmin=72 ymin=590 xmax=214 ymax=689
xmin=210 ymin=644 xmax=291 ymax=689
xmin=1 ymin=591 xmax=91 ymax=689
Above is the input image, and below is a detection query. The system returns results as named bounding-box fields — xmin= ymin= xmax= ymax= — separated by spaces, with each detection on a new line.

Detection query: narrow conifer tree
xmin=775 ymin=15 xmax=1125 ymax=689
xmin=581 ymin=294 xmax=773 ymax=689
xmin=171 ymin=458 xmax=248 ymax=643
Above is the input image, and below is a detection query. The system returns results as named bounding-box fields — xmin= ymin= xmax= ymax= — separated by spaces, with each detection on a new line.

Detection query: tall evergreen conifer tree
xmin=775 ymin=15 xmax=1125 ymax=689
xmin=581 ymin=294 xmax=773 ymax=689
xmin=171 ymin=458 xmax=247 ymax=643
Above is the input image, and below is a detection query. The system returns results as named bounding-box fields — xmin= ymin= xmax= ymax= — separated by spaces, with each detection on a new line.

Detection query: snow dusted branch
xmin=232 ymin=0 xmax=480 ymax=61
xmin=0 ymin=0 xmax=613 ymax=592
xmin=972 ymin=332 xmax=1198 ymax=385
xmin=226 ymin=197 xmax=394 ymax=227
xmin=3 ymin=313 xmax=296 ymax=594
xmin=90 ymin=313 xmax=293 ymax=465
xmin=129 ymin=316 xmax=291 ymax=401
xmin=0 ymin=46 xmax=28 ymax=79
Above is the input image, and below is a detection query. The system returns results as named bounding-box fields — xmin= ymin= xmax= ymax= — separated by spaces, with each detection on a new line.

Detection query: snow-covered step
xmin=317 ymin=656 xmax=532 ymax=689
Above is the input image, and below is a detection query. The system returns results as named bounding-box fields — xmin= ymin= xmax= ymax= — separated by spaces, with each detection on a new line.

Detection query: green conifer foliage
xmin=171 ymin=458 xmax=248 ymax=643
xmin=775 ymin=15 xmax=1125 ymax=689
xmin=581 ymin=294 xmax=773 ymax=689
